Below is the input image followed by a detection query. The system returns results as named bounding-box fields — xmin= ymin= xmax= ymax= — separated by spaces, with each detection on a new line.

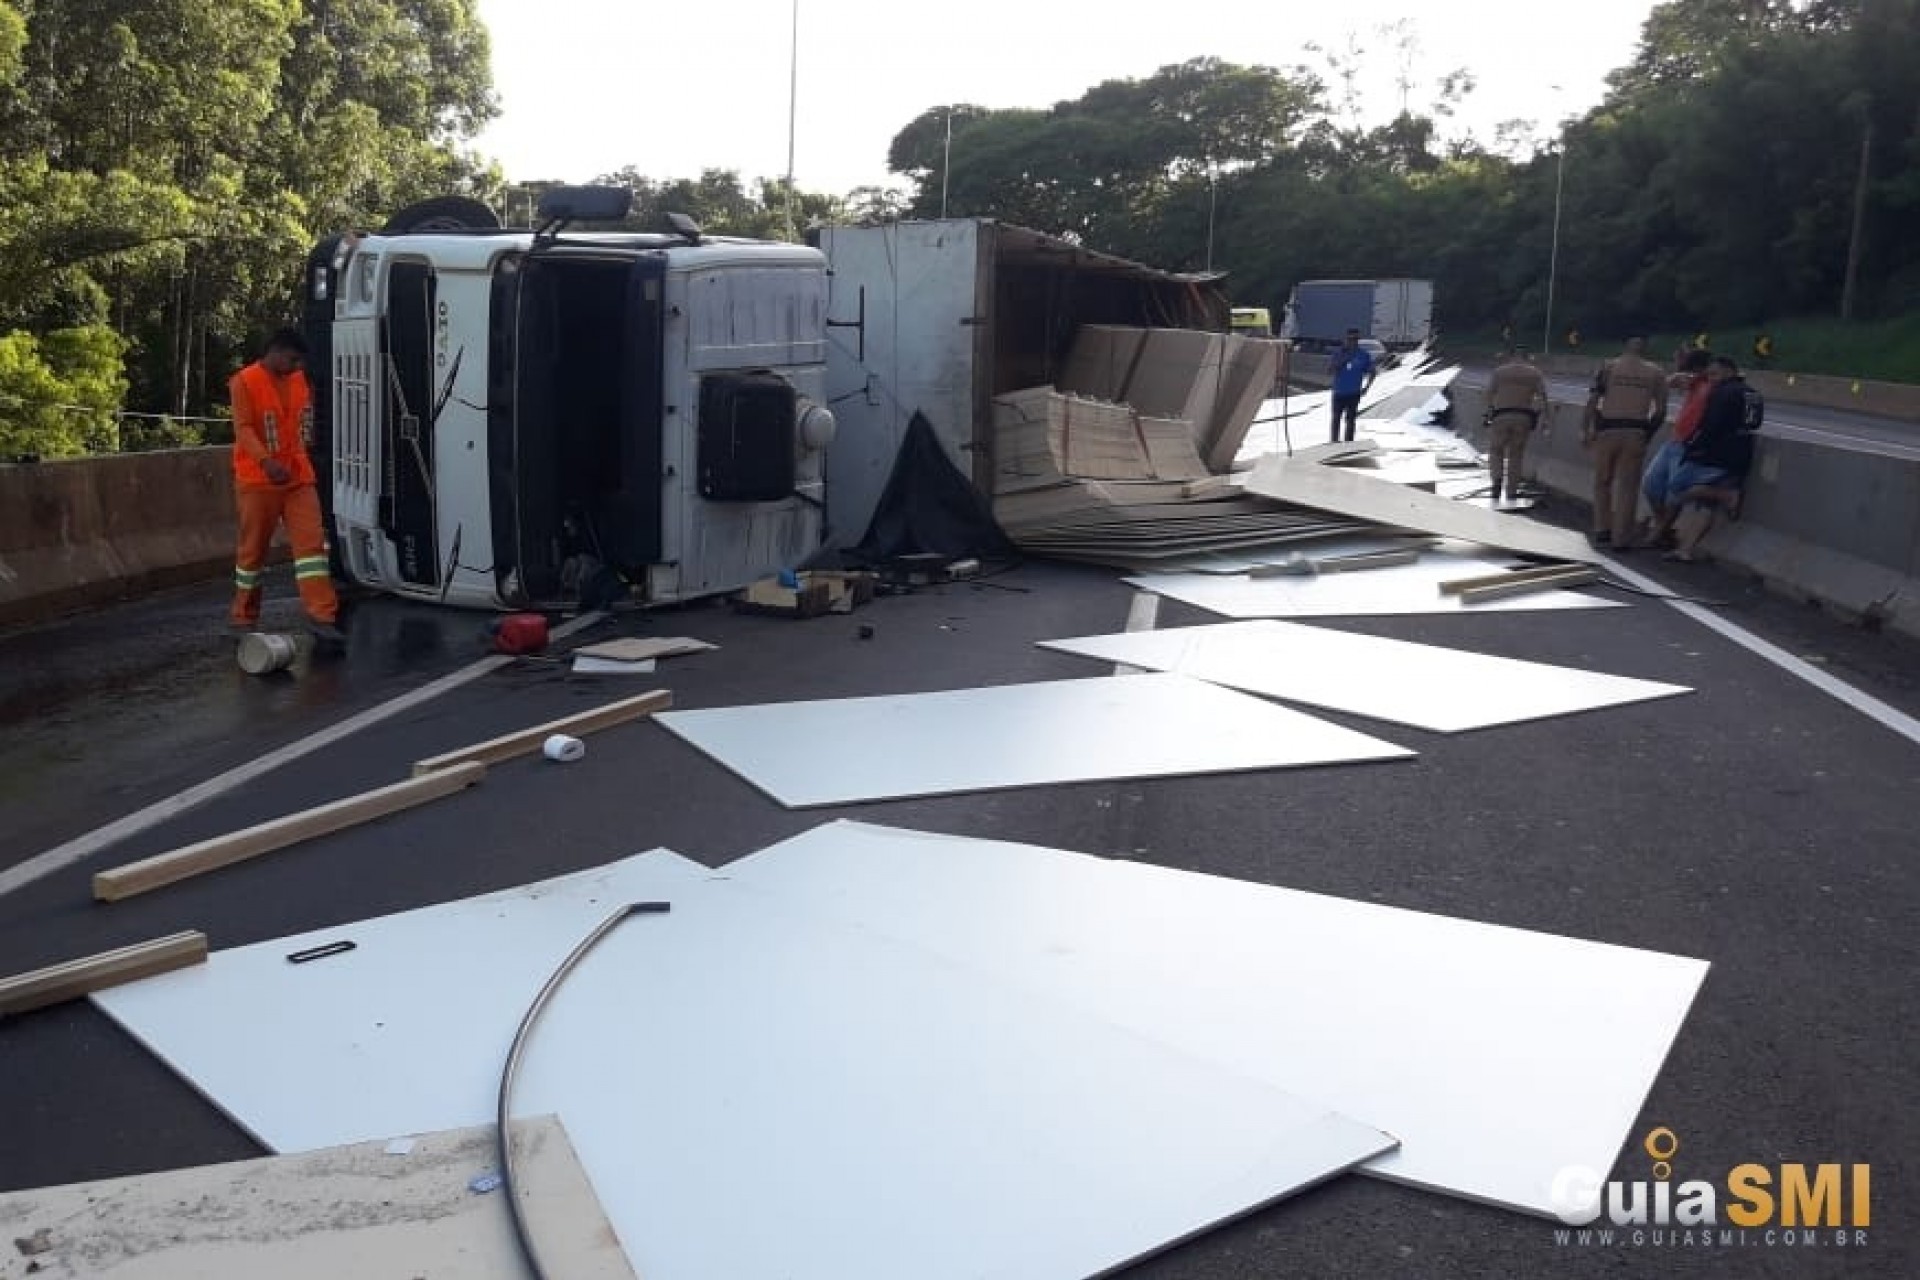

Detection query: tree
xmin=0 ymin=0 xmax=503 ymax=447
xmin=0 ymin=325 xmax=125 ymax=457
xmin=885 ymin=59 xmax=1326 ymax=264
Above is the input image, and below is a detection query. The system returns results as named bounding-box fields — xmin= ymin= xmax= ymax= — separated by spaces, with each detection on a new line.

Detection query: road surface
xmin=1 ymin=538 xmax=1916 ymax=1278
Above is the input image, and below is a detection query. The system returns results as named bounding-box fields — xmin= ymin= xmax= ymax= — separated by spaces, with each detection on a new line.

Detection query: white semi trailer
xmin=302 ymin=188 xmax=837 ymax=610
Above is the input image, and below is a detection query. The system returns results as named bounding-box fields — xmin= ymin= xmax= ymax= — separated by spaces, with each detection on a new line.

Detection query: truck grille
xmin=331 ymin=320 xmax=381 ymax=525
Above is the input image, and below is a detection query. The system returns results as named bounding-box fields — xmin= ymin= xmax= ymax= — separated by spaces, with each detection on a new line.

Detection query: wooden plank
xmin=0 ymin=931 xmax=207 ymax=1014
xmin=1439 ymin=563 xmax=1592 ymax=596
xmin=1456 ymin=567 xmax=1601 ymax=603
xmin=411 ymin=689 xmax=674 ymax=777
xmin=94 ymin=764 xmax=486 ymax=902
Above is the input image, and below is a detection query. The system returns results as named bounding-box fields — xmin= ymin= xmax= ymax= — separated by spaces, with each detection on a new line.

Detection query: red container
xmin=488 ymin=613 xmax=550 ymax=655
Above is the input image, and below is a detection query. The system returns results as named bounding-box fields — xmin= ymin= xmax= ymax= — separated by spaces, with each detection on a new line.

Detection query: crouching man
xmin=1653 ymin=356 xmax=1764 ymax=562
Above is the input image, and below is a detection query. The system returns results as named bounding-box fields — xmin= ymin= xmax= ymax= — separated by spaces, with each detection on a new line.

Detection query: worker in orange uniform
xmin=229 ymin=328 xmax=343 ymax=646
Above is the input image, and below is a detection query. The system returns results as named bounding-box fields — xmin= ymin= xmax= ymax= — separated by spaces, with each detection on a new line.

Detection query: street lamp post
xmin=1542 ymin=140 xmax=1565 ymax=356
xmin=1542 ymin=90 xmax=1566 ymax=356
xmin=784 ymin=0 xmax=799 ymax=240
xmin=941 ymin=107 xmax=953 ymax=219
xmin=1205 ymin=165 xmax=1217 ymax=272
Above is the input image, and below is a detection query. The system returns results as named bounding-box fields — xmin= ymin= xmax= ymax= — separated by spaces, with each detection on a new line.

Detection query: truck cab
xmin=302 ymin=190 xmax=835 ymax=611
xmin=1229 ymin=307 xmax=1273 ymax=339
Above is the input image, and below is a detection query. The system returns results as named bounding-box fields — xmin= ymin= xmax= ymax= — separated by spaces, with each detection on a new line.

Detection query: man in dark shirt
xmin=1660 ymin=356 xmax=1763 ymax=560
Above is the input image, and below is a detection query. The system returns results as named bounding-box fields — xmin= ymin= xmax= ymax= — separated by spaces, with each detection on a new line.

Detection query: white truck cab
xmin=303 ymin=189 xmax=835 ymax=610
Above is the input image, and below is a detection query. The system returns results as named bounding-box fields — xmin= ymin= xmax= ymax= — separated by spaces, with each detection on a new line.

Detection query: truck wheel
xmin=380 ymin=196 xmax=501 ymax=233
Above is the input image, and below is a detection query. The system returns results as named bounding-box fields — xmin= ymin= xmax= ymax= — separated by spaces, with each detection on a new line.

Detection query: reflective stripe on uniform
xmin=234 ymin=566 xmax=261 ymax=588
xmin=294 ymin=555 xmax=331 ymax=580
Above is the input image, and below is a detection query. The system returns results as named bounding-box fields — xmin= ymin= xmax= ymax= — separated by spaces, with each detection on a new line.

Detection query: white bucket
xmin=237 ymin=631 xmax=298 ymax=675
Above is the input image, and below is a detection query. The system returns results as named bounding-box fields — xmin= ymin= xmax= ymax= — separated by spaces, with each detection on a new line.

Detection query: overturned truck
xmin=302 ymin=188 xmax=837 ymax=610
xmin=816 ymin=220 xmax=1235 ymax=545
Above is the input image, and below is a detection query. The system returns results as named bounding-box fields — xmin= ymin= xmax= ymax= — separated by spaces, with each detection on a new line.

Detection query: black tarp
xmin=850 ymin=411 xmax=1014 ymax=563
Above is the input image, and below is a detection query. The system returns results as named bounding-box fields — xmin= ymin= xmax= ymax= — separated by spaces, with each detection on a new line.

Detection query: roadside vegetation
xmin=1451 ymin=311 xmax=1920 ymax=383
xmin=0 ymin=0 xmax=1914 ymax=458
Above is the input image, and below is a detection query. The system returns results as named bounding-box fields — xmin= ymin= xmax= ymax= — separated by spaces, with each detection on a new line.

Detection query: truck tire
xmin=380 ymin=196 xmax=501 ymax=234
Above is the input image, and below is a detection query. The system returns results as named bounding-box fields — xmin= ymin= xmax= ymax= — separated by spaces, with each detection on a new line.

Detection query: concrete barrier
xmin=5 ymin=395 xmax=1918 ymax=641
xmin=1530 ymin=354 xmax=1920 ymax=421
xmin=1288 ymin=351 xmax=1920 ymax=420
xmin=0 ymin=448 xmax=234 ymax=628
xmin=1453 ymin=386 xmax=1920 ymax=641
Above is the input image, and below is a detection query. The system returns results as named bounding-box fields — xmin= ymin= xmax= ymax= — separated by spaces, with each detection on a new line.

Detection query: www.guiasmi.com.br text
xmin=1555 ymin=1227 xmax=1870 ymax=1248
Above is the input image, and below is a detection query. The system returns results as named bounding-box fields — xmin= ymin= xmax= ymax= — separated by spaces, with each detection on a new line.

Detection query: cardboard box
xmin=733 ymin=571 xmax=876 ymax=618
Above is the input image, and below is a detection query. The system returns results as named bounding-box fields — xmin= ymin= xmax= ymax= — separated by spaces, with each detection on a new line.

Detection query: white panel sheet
xmin=654 ymin=672 xmax=1414 ymax=808
xmin=1038 ymin=620 xmax=1693 ymax=732
xmin=93 ymin=853 xmax=1395 ymax=1280
xmin=1127 ymin=550 xmax=1621 ymax=618
xmin=720 ymin=822 xmax=1711 ymax=1221
xmin=95 ymin=852 xmax=714 ymax=1152
xmin=1244 ymin=452 xmax=1599 ymax=564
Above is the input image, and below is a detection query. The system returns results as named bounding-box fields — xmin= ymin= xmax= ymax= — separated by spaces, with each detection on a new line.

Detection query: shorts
xmin=1657 ymin=459 xmax=1734 ymax=506
xmin=1641 ymin=441 xmax=1684 ymax=507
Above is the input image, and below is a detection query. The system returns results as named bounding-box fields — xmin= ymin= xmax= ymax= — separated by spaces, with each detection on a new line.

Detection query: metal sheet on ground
xmin=94 ymin=852 xmax=714 ymax=1152
xmin=1244 ymin=452 xmax=1599 ymax=564
xmin=1135 ymin=534 xmax=1434 ymax=576
xmin=654 ymin=672 xmax=1415 ymax=807
xmin=91 ymin=855 xmax=1396 ymax=1280
xmin=1127 ymin=551 xmax=1621 ymax=618
xmin=1038 ymin=620 xmax=1693 ymax=732
xmin=0 ymin=1117 xmax=635 ymax=1280
xmin=719 ymin=821 xmax=1712 ymax=1221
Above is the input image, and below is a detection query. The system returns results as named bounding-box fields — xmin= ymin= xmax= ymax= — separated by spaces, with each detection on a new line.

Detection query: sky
xmin=472 ymin=0 xmax=1663 ymax=194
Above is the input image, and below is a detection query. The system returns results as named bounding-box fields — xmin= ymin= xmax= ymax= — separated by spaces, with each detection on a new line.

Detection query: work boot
xmin=308 ymin=619 xmax=347 ymax=651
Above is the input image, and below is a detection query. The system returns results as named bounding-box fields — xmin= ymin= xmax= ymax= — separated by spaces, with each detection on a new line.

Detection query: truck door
xmin=491 ymin=252 xmax=665 ymax=605
xmin=384 ymin=259 xmax=441 ymax=590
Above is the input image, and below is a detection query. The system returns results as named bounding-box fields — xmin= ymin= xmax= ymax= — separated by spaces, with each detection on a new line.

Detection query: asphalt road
xmin=1 ymin=545 xmax=1916 ymax=1278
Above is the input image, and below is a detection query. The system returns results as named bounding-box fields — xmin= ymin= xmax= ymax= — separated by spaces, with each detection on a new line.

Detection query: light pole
xmin=784 ymin=0 xmax=798 ymax=240
xmin=941 ymin=107 xmax=953 ymax=219
xmin=1205 ymin=162 xmax=1218 ymax=272
xmin=1542 ymin=90 xmax=1566 ymax=355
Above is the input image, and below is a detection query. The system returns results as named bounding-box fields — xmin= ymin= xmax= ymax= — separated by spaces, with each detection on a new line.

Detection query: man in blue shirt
xmin=1328 ymin=328 xmax=1375 ymax=442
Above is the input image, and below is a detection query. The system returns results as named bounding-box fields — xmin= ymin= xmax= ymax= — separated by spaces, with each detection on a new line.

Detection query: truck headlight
xmin=798 ymin=403 xmax=836 ymax=451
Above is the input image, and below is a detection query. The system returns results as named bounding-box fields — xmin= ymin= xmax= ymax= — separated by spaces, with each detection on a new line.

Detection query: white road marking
xmin=1601 ymin=558 xmax=1920 ymax=748
xmin=0 ymin=612 xmax=609 ymax=899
